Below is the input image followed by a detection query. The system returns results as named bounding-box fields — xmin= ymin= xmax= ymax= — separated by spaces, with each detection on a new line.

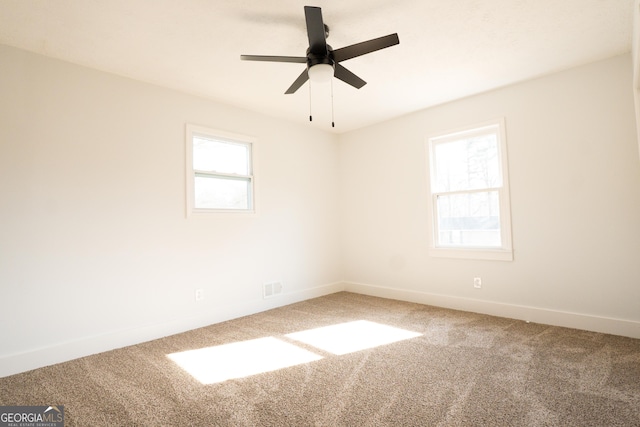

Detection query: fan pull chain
xmin=309 ymin=81 xmax=313 ymax=122
xmin=331 ymin=78 xmax=335 ymax=128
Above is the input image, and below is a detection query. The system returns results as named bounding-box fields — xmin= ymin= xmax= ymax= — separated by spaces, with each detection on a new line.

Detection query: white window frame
xmin=426 ymin=118 xmax=513 ymax=261
xmin=185 ymin=124 xmax=257 ymax=217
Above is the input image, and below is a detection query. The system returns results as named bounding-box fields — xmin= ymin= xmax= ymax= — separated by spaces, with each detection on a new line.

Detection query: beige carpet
xmin=1 ymin=292 xmax=639 ymax=426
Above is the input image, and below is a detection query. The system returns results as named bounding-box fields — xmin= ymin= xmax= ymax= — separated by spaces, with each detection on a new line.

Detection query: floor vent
xmin=263 ymin=281 xmax=283 ymax=299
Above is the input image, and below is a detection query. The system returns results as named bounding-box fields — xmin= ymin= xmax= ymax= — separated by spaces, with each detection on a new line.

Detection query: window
xmin=186 ymin=124 xmax=255 ymax=215
xmin=427 ymin=119 xmax=513 ymax=261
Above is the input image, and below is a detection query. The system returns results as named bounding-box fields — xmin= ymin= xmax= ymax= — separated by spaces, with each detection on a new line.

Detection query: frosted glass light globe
xmin=308 ymin=64 xmax=334 ymax=83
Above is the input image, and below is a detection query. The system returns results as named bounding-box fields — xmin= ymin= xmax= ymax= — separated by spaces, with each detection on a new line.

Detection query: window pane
xmin=193 ymin=136 xmax=249 ymax=175
xmin=436 ymin=191 xmax=501 ymax=247
xmin=194 ymin=176 xmax=250 ymax=210
xmin=433 ymin=134 xmax=500 ymax=192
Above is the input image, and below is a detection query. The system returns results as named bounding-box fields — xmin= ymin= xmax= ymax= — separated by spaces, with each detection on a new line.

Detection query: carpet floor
xmin=1 ymin=292 xmax=639 ymax=426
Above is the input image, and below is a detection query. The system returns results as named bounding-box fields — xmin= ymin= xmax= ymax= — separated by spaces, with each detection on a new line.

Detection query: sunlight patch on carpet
xmin=285 ymin=320 xmax=422 ymax=355
xmin=167 ymin=337 xmax=323 ymax=384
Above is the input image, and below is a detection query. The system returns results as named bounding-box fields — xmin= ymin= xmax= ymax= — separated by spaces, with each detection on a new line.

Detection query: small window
xmin=427 ymin=119 xmax=513 ymax=261
xmin=186 ymin=124 xmax=255 ymax=215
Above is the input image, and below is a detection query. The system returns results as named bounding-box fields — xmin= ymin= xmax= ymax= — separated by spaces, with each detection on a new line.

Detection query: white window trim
xmin=185 ymin=123 xmax=258 ymax=217
xmin=426 ymin=118 xmax=513 ymax=261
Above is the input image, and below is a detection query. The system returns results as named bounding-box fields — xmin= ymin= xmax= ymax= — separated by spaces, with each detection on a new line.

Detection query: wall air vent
xmin=263 ymin=281 xmax=283 ymax=299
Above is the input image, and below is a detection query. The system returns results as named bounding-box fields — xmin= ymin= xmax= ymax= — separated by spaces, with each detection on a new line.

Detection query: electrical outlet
xmin=473 ymin=277 xmax=482 ymax=289
xmin=195 ymin=288 xmax=204 ymax=302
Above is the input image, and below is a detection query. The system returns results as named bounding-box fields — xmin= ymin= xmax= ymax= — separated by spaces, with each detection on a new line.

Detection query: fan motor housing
xmin=306 ymin=47 xmax=335 ymax=71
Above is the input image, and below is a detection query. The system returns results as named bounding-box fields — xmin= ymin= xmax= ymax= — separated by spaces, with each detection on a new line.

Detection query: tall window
xmin=427 ymin=119 xmax=513 ymax=260
xmin=186 ymin=124 xmax=255 ymax=215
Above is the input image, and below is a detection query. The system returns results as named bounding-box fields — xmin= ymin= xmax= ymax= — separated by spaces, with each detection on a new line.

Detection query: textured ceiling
xmin=0 ymin=0 xmax=634 ymax=133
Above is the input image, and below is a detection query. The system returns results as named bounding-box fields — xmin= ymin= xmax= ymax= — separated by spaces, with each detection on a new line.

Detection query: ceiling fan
xmin=240 ymin=6 xmax=399 ymax=95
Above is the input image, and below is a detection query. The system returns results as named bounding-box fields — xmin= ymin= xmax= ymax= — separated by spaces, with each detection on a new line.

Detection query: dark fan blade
xmin=334 ymin=64 xmax=366 ymax=89
xmin=285 ymin=68 xmax=309 ymax=94
xmin=304 ymin=6 xmax=327 ymax=55
xmin=241 ymin=55 xmax=306 ymax=63
xmin=333 ymin=33 xmax=399 ymax=62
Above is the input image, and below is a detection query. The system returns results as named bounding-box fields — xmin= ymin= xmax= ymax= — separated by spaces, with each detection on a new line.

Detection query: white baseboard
xmin=344 ymin=281 xmax=640 ymax=339
xmin=3 ymin=280 xmax=636 ymax=378
xmin=0 ymin=281 xmax=345 ymax=378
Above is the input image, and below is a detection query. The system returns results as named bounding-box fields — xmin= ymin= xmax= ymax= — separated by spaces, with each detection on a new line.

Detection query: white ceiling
xmin=0 ymin=0 xmax=634 ymax=133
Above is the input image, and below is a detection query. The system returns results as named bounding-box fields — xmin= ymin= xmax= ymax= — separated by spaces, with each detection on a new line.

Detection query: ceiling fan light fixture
xmin=308 ymin=63 xmax=334 ymax=83
xmin=241 ymin=6 xmax=399 ymax=96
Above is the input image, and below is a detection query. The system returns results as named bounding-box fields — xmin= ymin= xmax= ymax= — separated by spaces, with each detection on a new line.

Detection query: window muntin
xmin=186 ymin=124 xmax=255 ymax=215
xmin=428 ymin=119 xmax=512 ymax=260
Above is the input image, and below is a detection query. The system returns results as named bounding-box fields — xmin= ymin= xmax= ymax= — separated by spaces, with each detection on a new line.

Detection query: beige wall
xmin=0 ymin=44 xmax=343 ymax=376
xmin=2 ymin=44 xmax=639 ymax=377
xmin=634 ymin=0 xmax=640 ymax=160
xmin=339 ymin=54 xmax=640 ymax=335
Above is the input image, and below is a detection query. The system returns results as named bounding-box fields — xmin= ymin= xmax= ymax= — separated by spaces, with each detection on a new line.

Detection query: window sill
xmin=429 ymin=247 xmax=513 ymax=261
xmin=187 ymin=208 xmax=258 ymax=218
